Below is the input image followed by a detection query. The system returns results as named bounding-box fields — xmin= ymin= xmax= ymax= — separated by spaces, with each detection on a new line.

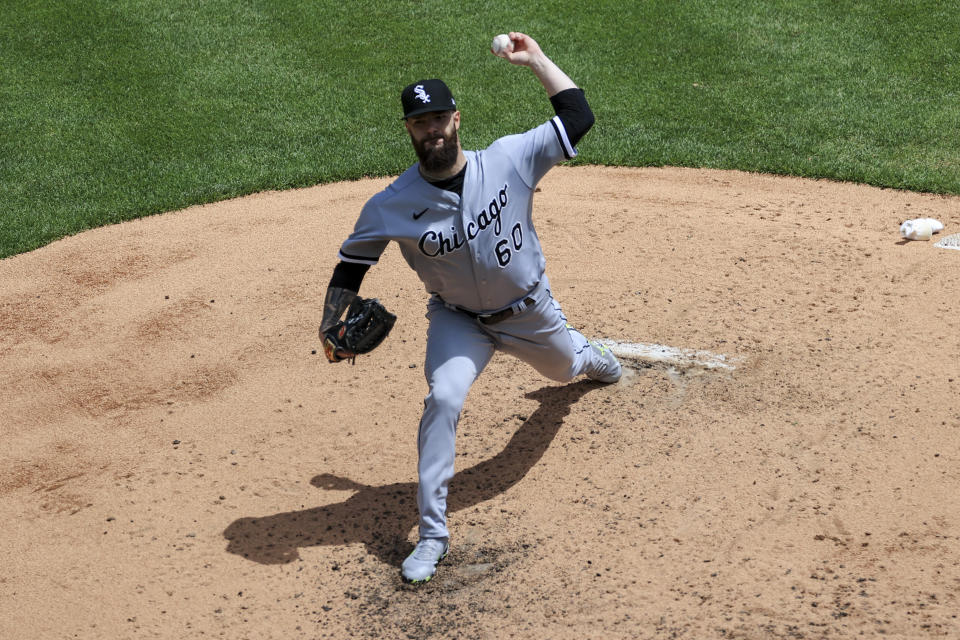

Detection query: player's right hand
xmin=498 ymin=32 xmax=544 ymax=67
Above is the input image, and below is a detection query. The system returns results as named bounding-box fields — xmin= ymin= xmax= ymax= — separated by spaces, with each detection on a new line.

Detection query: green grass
xmin=2 ymin=0 xmax=959 ymax=258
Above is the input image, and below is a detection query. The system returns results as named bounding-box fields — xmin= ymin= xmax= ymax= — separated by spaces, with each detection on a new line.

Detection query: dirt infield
xmin=2 ymin=166 xmax=959 ymax=639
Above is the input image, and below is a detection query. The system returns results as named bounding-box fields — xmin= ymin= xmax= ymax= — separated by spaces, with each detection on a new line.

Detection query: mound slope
xmin=2 ymin=166 xmax=959 ymax=639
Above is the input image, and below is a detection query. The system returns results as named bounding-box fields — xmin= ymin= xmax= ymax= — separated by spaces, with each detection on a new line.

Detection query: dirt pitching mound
xmin=2 ymin=166 xmax=959 ymax=639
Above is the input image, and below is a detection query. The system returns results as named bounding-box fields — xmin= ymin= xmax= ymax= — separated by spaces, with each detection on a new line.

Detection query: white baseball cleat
xmin=401 ymin=538 xmax=449 ymax=584
xmin=588 ymin=342 xmax=622 ymax=384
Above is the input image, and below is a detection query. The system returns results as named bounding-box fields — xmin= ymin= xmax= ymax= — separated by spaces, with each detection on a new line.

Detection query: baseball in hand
xmin=491 ymin=33 xmax=512 ymax=56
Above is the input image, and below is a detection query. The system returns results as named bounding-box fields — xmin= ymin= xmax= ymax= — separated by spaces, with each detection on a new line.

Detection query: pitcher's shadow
xmin=223 ymin=380 xmax=600 ymax=567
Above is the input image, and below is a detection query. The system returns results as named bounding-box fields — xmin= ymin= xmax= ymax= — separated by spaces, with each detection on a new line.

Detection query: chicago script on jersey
xmin=417 ymin=183 xmax=510 ymax=257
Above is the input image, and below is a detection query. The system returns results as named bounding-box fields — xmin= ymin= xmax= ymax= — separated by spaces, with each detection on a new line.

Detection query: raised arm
xmin=493 ymin=32 xmax=594 ymax=147
xmin=492 ymin=32 xmax=577 ymax=97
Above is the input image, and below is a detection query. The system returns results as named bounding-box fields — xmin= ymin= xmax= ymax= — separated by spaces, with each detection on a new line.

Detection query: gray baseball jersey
xmin=338 ymin=116 xmax=577 ymax=312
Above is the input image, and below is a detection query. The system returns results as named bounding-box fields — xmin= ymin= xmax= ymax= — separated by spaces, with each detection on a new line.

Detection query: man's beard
xmin=412 ymin=127 xmax=459 ymax=173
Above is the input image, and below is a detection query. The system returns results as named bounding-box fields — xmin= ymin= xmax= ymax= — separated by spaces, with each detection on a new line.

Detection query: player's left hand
xmin=322 ymin=325 xmax=356 ymax=363
xmin=319 ymin=297 xmax=397 ymax=364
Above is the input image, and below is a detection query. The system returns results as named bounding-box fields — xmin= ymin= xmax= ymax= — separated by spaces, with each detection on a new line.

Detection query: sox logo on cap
xmin=401 ymin=79 xmax=455 ymax=118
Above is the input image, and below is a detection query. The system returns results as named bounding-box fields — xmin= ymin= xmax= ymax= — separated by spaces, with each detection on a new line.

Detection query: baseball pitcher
xmin=319 ymin=32 xmax=621 ymax=584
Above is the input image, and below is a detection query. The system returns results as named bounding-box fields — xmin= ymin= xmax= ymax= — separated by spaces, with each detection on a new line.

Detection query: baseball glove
xmin=322 ymin=297 xmax=397 ymax=364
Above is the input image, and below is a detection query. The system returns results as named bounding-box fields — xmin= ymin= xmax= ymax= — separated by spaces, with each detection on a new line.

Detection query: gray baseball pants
xmin=416 ymin=276 xmax=611 ymax=540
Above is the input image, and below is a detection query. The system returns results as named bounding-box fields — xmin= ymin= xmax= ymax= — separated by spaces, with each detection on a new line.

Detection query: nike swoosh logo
xmin=413 ymin=207 xmax=429 ymax=220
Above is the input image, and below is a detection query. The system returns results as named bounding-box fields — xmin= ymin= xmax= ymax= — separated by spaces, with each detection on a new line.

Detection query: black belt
xmin=458 ymin=297 xmax=536 ymax=325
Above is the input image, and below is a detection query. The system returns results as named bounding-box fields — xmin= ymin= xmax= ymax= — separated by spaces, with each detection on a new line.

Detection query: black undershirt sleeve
xmin=549 ymin=88 xmax=595 ymax=147
xmin=328 ymin=260 xmax=370 ymax=293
